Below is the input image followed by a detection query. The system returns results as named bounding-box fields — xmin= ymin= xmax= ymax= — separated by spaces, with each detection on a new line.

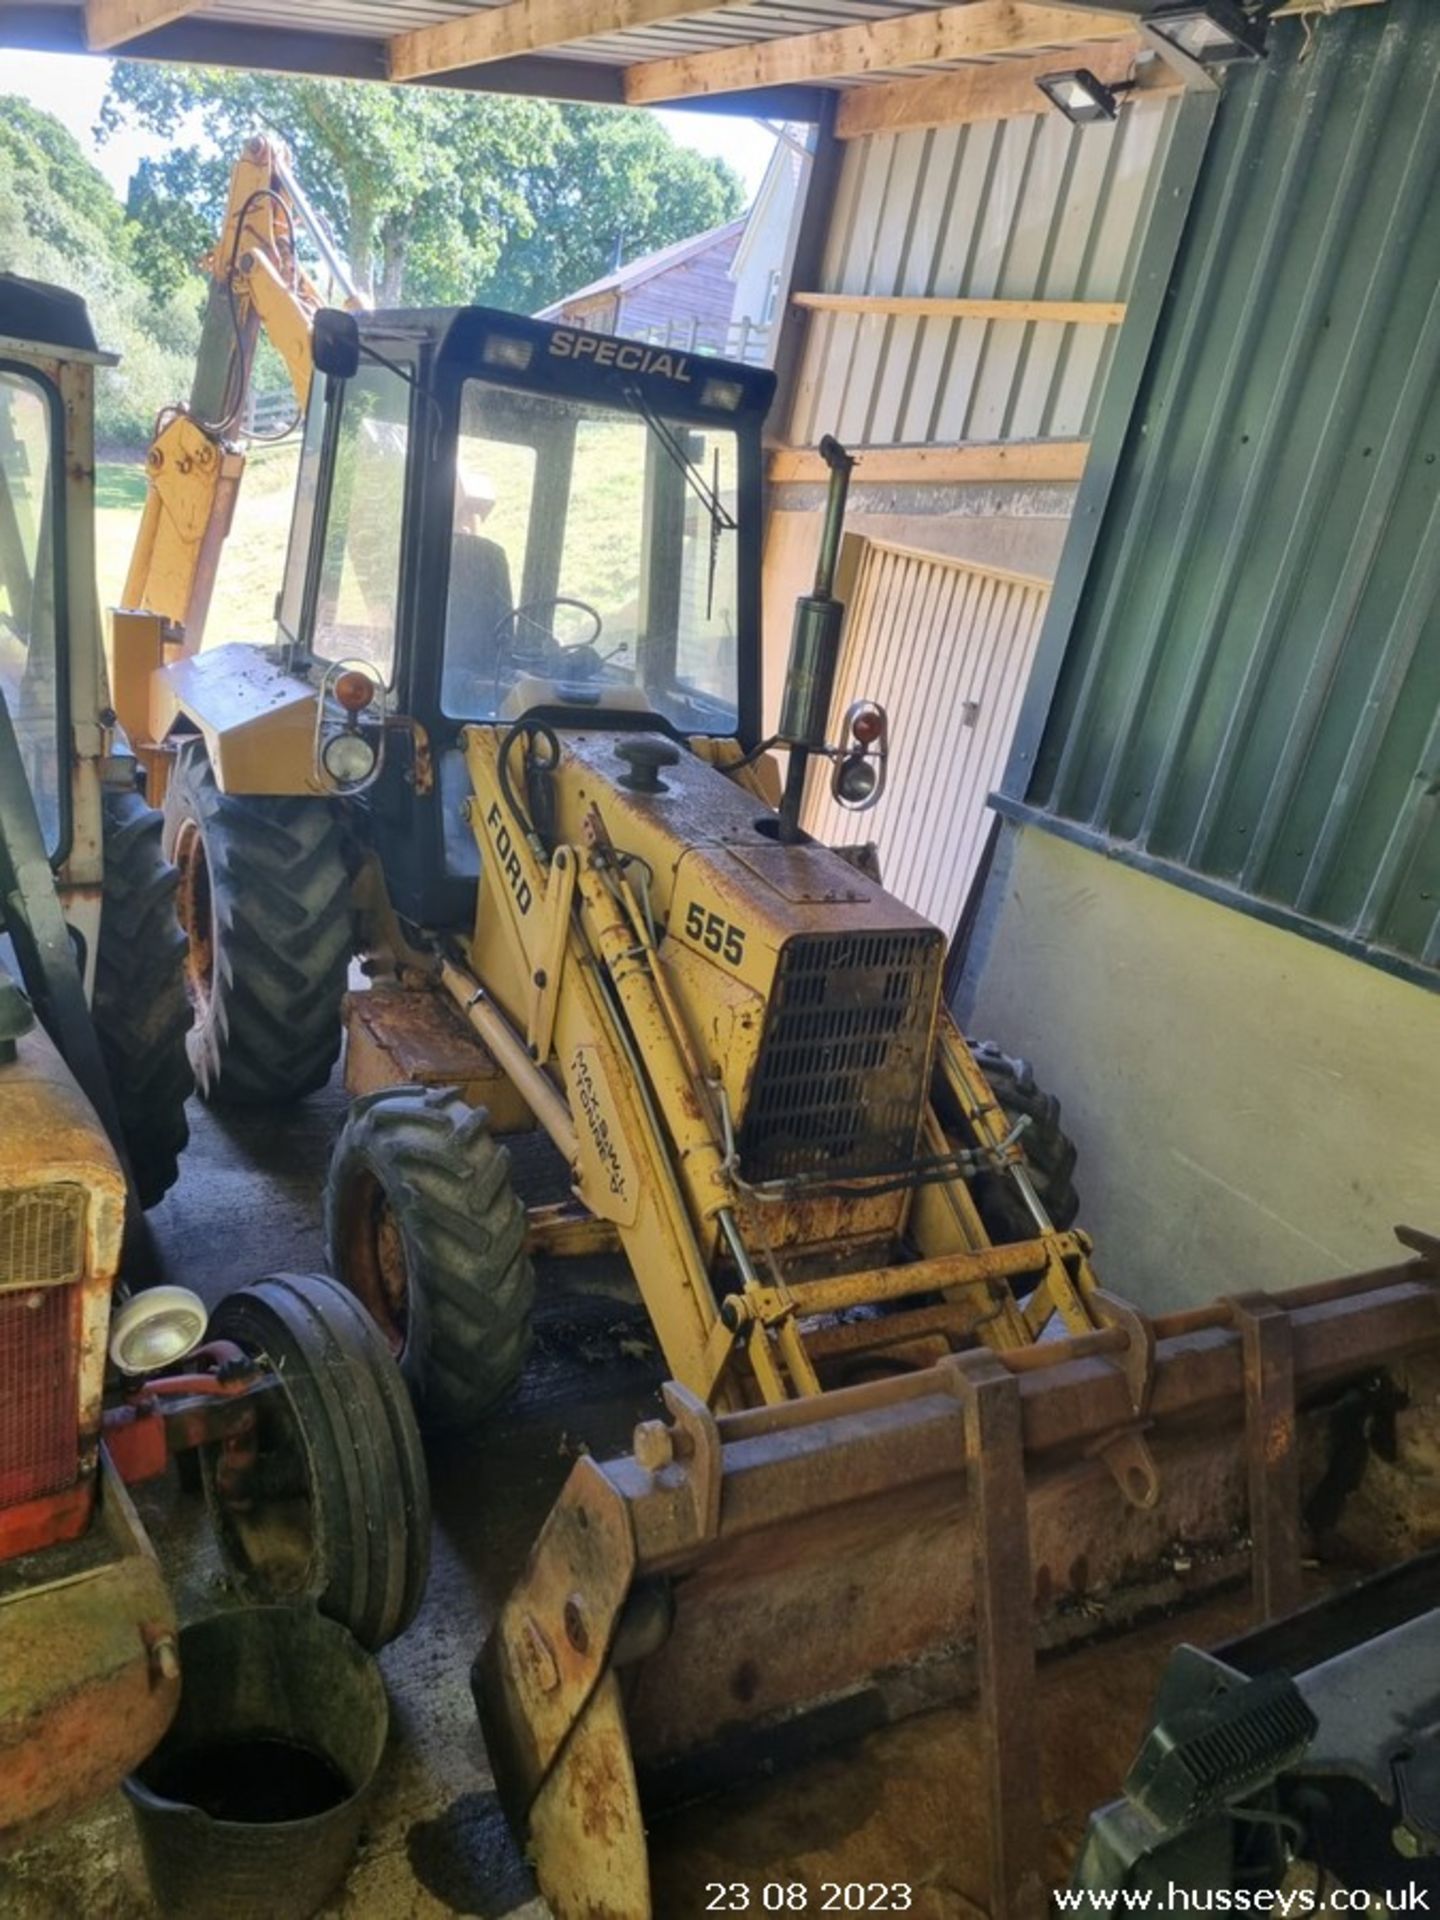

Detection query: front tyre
xmin=325 ymin=1086 xmax=534 ymax=1435
xmin=93 ymin=785 xmax=192 ymax=1207
xmin=203 ymin=1271 xmax=430 ymax=1650
xmin=162 ymin=744 xmax=351 ymax=1105
xmin=965 ymin=1041 xmax=1080 ymax=1244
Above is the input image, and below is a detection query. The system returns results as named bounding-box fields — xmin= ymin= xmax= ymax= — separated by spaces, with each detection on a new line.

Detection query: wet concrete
xmin=2 ymin=1071 xmax=1269 ymax=1920
xmin=2 ymin=1073 xmax=663 ymax=1920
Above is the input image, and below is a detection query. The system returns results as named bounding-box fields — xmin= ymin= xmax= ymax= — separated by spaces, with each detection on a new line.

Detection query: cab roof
xmin=0 ymin=273 xmax=108 ymax=359
xmin=357 ymin=301 xmax=776 ymax=424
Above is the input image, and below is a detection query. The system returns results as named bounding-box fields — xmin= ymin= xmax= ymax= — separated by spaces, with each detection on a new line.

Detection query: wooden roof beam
xmin=792 ymin=292 xmax=1126 ymax=322
xmin=834 ymin=35 xmax=1179 ymax=137
xmin=390 ymin=0 xmax=753 ymax=82
xmin=770 ymin=440 xmax=1090 ymax=485
xmin=623 ymin=1 xmax=1135 ymax=105
xmin=85 ymin=0 xmax=207 ymax=50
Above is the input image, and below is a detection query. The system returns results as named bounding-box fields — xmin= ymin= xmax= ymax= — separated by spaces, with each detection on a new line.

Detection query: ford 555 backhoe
xmin=99 ymin=148 xmax=1440 ymax=1920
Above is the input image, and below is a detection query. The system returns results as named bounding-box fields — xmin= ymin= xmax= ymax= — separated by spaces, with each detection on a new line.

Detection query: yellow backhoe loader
xmin=103 ymin=162 xmax=1440 ymax=1917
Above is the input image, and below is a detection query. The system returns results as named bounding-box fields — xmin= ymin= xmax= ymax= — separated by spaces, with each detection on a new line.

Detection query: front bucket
xmin=124 ymin=1605 xmax=388 ymax=1920
xmin=475 ymin=1244 xmax=1440 ymax=1918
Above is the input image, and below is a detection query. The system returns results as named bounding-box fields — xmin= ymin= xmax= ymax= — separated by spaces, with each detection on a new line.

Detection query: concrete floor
xmin=1 ymin=1070 xmax=1264 ymax=1920
xmin=2 ymin=1073 xmax=665 ymax=1920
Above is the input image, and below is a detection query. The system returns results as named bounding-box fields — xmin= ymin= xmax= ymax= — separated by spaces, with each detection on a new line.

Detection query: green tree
xmin=481 ymin=107 xmax=744 ymax=314
xmin=99 ymin=66 xmax=743 ymax=314
xmin=0 ymin=93 xmax=129 ymax=270
xmin=0 ymin=96 xmax=201 ymax=445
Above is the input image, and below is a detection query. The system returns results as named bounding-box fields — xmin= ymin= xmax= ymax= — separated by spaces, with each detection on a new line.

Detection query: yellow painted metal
xmin=463 ymin=727 xmax=744 ymax=1407
xmin=0 ymin=1022 xmax=126 ymax=1472
xmin=243 ymin=248 xmax=316 ymax=417
xmin=342 ymin=986 xmax=537 ymax=1134
xmin=524 ymin=1204 xmax=621 ymax=1259
xmin=454 ymin=721 xmax=1107 ymax=1411
xmin=436 ymin=958 xmax=578 ymax=1163
xmin=526 ymin=843 xmax=576 ymax=1062
xmin=146 ymin=643 xmax=322 ymax=796
xmin=121 ymin=134 xmax=362 ymax=777
xmin=107 ymin=608 xmax=172 ymax=797
xmin=120 ymin=416 xmax=245 ymax=638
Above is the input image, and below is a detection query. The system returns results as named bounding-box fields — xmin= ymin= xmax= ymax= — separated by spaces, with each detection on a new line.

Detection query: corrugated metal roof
xmin=188 ymin=0 xmax=1040 ymax=82
xmin=0 ymin=0 xmax=1147 ymax=100
xmin=1011 ymin=0 xmax=1440 ymax=980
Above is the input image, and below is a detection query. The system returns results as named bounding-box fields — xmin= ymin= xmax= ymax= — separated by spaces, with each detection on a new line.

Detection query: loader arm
xmin=110 ymin=136 xmax=362 ymax=781
xmin=437 ymin=721 xmax=1113 ymax=1417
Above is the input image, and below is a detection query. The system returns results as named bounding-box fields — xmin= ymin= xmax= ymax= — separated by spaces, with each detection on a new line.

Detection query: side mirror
xmin=313 ymin=309 xmax=360 ymax=381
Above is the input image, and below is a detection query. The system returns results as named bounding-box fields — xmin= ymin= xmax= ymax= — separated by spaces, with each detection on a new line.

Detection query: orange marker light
xmin=335 ymin=670 xmax=377 ymax=714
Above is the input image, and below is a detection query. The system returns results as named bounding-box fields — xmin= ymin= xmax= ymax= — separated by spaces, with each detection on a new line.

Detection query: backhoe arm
xmin=119 ymin=134 xmax=360 ymax=650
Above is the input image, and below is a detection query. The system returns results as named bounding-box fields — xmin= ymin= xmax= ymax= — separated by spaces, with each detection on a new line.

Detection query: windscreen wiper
xmin=622 ymin=384 xmax=737 ymax=535
xmin=622 ymin=383 xmax=737 ymax=618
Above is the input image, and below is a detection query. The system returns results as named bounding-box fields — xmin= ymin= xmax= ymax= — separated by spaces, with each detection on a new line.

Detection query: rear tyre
xmin=203 ymin=1271 xmax=430 ymax=1649
xmin=162 ymin=743 xmax=351 ymax=1105
xmin=325 ymin=1086 xmax=534 ymax=1435
xmin=963 ymin=1041 xmax=1081 ymax=1244
xmin=93 ymin=785 xmax=192 ymax=1207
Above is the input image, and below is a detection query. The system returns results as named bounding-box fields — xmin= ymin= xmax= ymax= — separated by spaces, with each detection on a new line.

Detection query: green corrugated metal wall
xmin=1009 ymin=0 xmax=1440 ymax=980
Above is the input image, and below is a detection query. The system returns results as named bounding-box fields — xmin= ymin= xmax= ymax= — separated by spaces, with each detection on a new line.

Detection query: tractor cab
xmin=0 ymin=275 xmax=117 ymax=976
xmin=279 ymin=305 xmax=774 ymax=927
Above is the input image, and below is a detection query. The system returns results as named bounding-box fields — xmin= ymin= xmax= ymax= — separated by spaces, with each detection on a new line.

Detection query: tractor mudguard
xmin=148 ymin=642 xmax=320 ymax=798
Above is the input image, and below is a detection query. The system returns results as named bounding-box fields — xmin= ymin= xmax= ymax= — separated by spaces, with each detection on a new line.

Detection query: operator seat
xmin=442 ymin=531 xmax=514 ymax=711
xmin=439 ymin=530 xmax=516 ymax=889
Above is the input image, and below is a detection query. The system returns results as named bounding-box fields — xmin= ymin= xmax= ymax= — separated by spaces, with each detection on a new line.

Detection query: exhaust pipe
xmin=776 ymin=435 xmax=855 ymax=844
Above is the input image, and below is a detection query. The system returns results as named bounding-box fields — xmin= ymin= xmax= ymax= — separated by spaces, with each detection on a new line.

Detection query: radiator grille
xmin=0 ymin=1185 xmax=87 ymax=1288
xmin=0 ymin=1282 xmax=80 ymax=1509
xmin=738 ymin=929 xmax=944 ymax=1182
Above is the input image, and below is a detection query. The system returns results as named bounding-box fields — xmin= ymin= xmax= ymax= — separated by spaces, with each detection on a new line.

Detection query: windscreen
xmin=0 ymin=367 xmax=63 ymax=855
xmin=442 ymin=380 xmax=740 ymax=734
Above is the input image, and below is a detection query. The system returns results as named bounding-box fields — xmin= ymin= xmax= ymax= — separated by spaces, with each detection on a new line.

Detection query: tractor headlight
xmin=109 ymin=1286 xmax=209 ymax=1374
xmin=322 ymin=729 xmax=377 ymax=786
xmin=834 ymin=753 xmax=880 ymax=808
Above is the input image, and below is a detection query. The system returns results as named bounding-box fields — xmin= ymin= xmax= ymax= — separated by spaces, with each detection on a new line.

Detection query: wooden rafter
xmin=389 ymin=0 xmax=752 ymax=81
xmin=793 ymin=293 xmax=1126 ymax=323
xmin=85 ymin=0 xmax=206 ymax=49
xmin=834 ymin=36 xmax=1179 ymax=138
xmin=769 ymin=441 xmax=1090 ymax=485
xmin=623 ymin=1 xmax=1134 ymax=105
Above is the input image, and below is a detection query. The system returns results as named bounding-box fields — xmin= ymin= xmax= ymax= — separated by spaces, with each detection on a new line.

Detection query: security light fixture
xmin=1036 ymin=68 xmax=1134 ymax=125
xmin=1146 ymin=0 xmax=1269 ymax=66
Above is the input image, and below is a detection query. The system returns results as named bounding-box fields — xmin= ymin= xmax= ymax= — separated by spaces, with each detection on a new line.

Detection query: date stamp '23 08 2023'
xmin=705 ymin=1888 xmax=916 ymax=1912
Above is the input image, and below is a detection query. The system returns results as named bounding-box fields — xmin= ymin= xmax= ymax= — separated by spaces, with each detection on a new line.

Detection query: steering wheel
xmin=491 ymin=595 xmax=605 ymax=705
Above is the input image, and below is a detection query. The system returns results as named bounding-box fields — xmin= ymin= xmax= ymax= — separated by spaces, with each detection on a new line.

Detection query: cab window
xmin=441 ymin=380 xmax=740 ymax=733
xmin=0 ymin=366 xmax=63 ymax=855
xmin=312 ymin=358 xmax=411 ymax=682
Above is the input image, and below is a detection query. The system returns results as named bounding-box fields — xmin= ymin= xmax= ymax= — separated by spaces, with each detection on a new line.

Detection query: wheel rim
xmin=207 ymin=1364 xmax=320 ymax=1602
xmin=172 ymin=817 xmax=215 ymax=1021
xmin=340 ymin=1171 xmax=411 ymax=1357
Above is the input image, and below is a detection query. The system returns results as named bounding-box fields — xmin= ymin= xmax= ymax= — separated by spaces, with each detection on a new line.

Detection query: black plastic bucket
xmin=123 ymin=1606 xmax=388 ymax=1920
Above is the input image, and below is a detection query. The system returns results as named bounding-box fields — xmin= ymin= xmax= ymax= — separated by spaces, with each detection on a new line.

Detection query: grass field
xmin=93 ymin=420 xmax=741 ymax=693
xmin=96 ymin=439 xmax=301 ymax=649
